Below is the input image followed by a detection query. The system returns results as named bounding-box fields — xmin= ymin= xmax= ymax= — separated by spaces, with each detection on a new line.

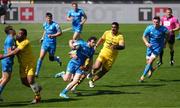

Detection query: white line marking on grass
xmin=62 ymin=27 xmax=72 ymax=32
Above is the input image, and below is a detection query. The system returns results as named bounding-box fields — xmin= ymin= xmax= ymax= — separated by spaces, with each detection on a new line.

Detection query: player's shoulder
xmin=73 ymin=39 xmax=85 ymax=47
xmin=160 ymin=25 xmax=167 ymax=28
xmin=43 ymin=22 xmax=47 ymax=25
xmin=5 ymin=35 xmax=14 ymax=43
xmin=104 ymin=30 xmax=111 ymax=34
xmin=117 ymin=32 xmax=124 ymax=37
xmin=52 ymin=21 xmax=59 ymax=26
xmin=78 ymin=39 xmax=86 ymax=45
xmin=160 ymin=25 xmax=168 ymax=31
xmin=6 ymin=35 xmax=13 ymax=40
xmin=147 ymin=24 xmax=153 ymax=27
xmin=16 ymin=39 xmax=29 ymax=45
xmin=171 ymin=15 xmax=179 ymax=21
xmin=43 ymin=22 xmax=47 ymax=27
xmin=78 ymin=8 xmax=84 ymax=11
xmin=146 ymin=24 xmax=154 ymax=29
xmin=70 ymin=9 xmax=74 ymax=11
xmin=68 ymin=9 xmax=74 ymax=13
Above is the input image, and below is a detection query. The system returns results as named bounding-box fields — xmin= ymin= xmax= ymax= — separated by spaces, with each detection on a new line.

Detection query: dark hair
xmin=87 ymin=36 xmax=97 ymax=42
xmin=167 ymin=8 xmax=172 ymax=13
xmin=112 ymin=22 xmax=119 ymax=28
xmin=4 ymin=25 xmax=13 ymax=34
xmin=20 ymin=28 xmax=27 ymax=36
xmin=153 ymin=16 xmax=160 ymax=22
xmin=72 ymin=2 xmax=78 ymax=6
xmin=46 ymin=12 xmax=53 ymax=18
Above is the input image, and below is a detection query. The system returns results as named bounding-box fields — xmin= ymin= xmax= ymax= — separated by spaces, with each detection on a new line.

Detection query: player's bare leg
xmin=72 ymin=32 xmax=81 ymax=40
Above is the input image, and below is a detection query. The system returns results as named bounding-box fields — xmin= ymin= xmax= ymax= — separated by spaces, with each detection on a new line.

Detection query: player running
xmin=139 ymin=16 xmax=169 ymax=82
xmin=55 ymin=37 xmax=97 ymax=98
xmin=88 ymin=22 xmax=125 ymax=88
xmin=35 ymin=12 xmax=62 ymax=77
xmin=67 ymin=2 xmax=87 ymax=40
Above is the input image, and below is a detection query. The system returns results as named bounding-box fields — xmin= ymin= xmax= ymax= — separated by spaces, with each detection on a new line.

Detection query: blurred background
xmin=2 ymin=0 xmax=180 ymax=24
xmin=11 ymin=0 xmax=180 ymax=4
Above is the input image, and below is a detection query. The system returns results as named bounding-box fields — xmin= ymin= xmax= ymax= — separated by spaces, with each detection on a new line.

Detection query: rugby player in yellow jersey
xmin=0 ymin=28 xmax=42 ymax=104
xmin=88 ymin=22 xmax=125 ymax=88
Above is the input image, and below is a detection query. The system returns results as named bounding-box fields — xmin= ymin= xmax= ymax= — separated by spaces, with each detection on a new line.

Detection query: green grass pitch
xmin=0 ymin=23 xmax=180 ymax=107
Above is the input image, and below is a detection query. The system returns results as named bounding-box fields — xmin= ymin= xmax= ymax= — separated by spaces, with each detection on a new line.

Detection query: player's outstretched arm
xmin=0 ymin=48 xmax=20 ymax=60
xmin=94 ymin=37 xmax=104 ymax=50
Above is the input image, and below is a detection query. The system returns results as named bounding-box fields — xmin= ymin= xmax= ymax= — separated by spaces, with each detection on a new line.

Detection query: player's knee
xmin=93 ymin=65 xmax=100 ymax=70
xmin=2 ymin=74 xmax=11 ymax=80
xmin=49 ymin=56 xmax=54 ymax=61
xmin=4 ymin=77 xmax=11 ymax=82
xmin=63 ymin=77 xmax=70 ymax=82
xmin=28 ymin=79 xmax=34 ymax=85
xmin=63 ymin=78 xmax=71 ymax=82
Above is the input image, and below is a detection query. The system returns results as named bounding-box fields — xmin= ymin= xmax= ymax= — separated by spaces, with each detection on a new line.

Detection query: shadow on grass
xmin=0 ymin=100 xmax=30 ymax=107
xmin=41 ymin=98 xmax=80 ymax=103
xmin=160 ymin=65 xmax=180 ymax=69
xmin=0 ymin=98 xmax=80 ymax=107
xmin=74 ymin=83 xmax=166 ymax=97
xmin=100 ymin=83 xmax=166 ymax=88
xmin=158 ymin=79 xmax=180 ymax=82
xmin=77 ymin=89 xmax=141 ymax=97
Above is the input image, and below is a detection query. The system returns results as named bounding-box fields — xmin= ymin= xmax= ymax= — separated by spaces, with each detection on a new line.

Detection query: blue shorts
xmin=41 ymin=42 xmax=56 ymax=56
xmin=146 ymin=46 xmax=162 ymax=57
xmin=72 ymin=25 xmax=82 ymax=33
xmin=1 ymin=59 xmax=13 ymax=73
xmin=66 ymin=60 xmax=84 ymax=75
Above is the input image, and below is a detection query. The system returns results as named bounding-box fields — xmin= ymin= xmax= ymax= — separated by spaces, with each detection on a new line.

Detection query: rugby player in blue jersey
xmin=139 ymin=16 xmax=169 ymax=82
xmin=35 ymin=12 xmax=62 ymax=77
xmin=0 ymin=26 xmax=16 ymax=101
xmin=56 ymin=37 xmax=97 ymax=98
xmin=67 ymin=2 xmax=87 ymax=40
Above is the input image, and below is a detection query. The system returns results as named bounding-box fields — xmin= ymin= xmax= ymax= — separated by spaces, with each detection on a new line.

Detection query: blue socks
xmin=35 ymin=58 xmax=42 ymax=75
xmin=143 ymin=64 xmax=152 ymax=76
xmin=61 ymin=89 xmax=68 ymax=94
